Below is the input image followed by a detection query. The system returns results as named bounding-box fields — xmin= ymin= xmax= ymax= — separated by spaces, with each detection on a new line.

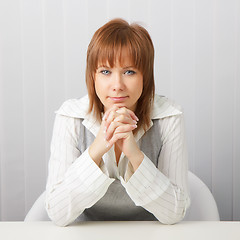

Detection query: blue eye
xmin=125 ymin=70 xmax=136 ymax=75
xmin=101 ymin=70 xmax=111 ymax=75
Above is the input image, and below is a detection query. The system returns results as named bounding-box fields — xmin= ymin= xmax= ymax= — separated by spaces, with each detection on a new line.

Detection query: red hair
xmin=86 ymin=18 xmax=155 ymax=132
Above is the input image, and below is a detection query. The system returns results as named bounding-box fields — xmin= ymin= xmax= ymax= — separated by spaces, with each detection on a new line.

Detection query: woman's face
xmin=94 ymin=52 xmax=143 ymax=113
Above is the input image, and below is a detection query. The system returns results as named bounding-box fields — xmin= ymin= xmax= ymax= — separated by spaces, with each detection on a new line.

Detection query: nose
xmin=112 ymin=72 xmax=124 ymax=91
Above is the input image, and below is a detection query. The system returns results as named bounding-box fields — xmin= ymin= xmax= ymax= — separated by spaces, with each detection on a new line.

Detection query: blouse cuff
xmin=67 ymin=147 xmax=115 ymax=196
xmin=120 ymin=153 xmax=170 ymax=206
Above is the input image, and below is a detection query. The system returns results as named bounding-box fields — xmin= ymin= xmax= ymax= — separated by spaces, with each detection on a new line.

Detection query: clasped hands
xmin=89 ymin=106 xmax=144 ymax=171
xmin=103 ymin=106 xmax=138 ymax=148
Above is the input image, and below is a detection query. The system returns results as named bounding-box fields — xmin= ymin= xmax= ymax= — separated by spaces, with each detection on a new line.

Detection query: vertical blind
xmin=0 ymin=0 xmax=239 ymax=221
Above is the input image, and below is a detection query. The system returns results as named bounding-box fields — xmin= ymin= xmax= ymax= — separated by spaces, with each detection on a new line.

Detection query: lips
xmin=109 ymin=96 xmax=128 ymax=102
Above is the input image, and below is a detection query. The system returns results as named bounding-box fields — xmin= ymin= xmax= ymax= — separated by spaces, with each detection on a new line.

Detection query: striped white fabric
xmin=45 ymin=95 xmax=190 ymax=226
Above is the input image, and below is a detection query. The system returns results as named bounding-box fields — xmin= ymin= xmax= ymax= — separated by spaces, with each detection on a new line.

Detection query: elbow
xmin=156 ymin=209 xmax=187 ymax=225
xmin=45 ymin=194 xmax=74 ymax=227
xmin=45 ymin=204 xmax=72 ymax=227
xmin=154 ymin=198 xmax=190 ymax=225
xmin=159 ymin=211 xmax=186 ymax=225
xmin=45 ymin=202 xmax=66 ymax=227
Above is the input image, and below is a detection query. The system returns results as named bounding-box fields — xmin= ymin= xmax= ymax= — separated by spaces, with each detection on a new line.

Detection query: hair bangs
xmin=93 ymin=31 xmax=143 ymax=72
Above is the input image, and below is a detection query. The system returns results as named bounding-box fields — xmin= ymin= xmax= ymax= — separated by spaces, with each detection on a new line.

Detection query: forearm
xmin=126 ymin=146 xmax=144 ymax=172
xmin=46 ymin=148 xmax=114 ymax=226
xmin=121 ymin=154 xmax=190 ymax=224
xmin=88 ymin=140 xmax=105 ymax=167
xmin=142 ymin=183 xmax=189 ymax=224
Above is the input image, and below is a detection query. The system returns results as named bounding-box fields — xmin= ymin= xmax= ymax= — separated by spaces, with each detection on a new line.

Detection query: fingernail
xmin=133 ymin=120 xmax=137 ymax=124
xmin=132 ymin=124 xmax=137 ymax=128
xmin=135 ymin=116 xmax=139 ymax=121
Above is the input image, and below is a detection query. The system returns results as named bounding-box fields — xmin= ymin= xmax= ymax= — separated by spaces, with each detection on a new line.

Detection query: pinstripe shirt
xmin=45 ymin=94 xmax=190 ymax=226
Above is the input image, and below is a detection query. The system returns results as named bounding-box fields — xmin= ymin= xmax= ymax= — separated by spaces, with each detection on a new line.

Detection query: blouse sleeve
xmin=45 ymin=114 xmax=114 ymax=226
xmin=121 ymin=113 xmax=190 ymax=224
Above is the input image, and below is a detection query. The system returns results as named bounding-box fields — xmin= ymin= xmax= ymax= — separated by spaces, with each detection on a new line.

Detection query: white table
xmin=0 ymin=221 xmax=239 ymax=240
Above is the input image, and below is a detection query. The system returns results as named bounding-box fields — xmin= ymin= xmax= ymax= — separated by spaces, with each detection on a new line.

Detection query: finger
xmin=104 ymin=107 xmax=128 ymax=130
xmin=105 ymin=121 xmax=121 ymax=141
xmin=105 ymin=121 xmax=137 ymax=141
xmin=114 ymin=124 xmax=137 ymax=134
xmin=107 ymin=123 xmax=137 ymax=141
xmin=104 ymin=107 xmax=139 ymax=134
xmin=116 ymin=107 xmax=139 ymax=121
xmin=108 ymin=130 xmax=134 ymax=146
xmin=103 ymin=105 xmax=119 ymax=121
xmin=108 ymin=132 xmax=127 ymax=146
xmin=114 ymin=114 xmax=137 ymax=125
xmin=105 ymin=110 xmax=118 ymax=130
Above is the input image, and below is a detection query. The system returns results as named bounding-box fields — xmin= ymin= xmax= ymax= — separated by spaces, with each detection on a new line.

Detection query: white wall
xmin=0 ymin=0 xmax=239 ymax=221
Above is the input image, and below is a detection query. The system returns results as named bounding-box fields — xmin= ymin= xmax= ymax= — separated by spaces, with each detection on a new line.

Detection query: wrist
xmin=88 ymin=142 xmax=105 ymax=166
xmin=127 ymin=149 xmax=144 ymax=172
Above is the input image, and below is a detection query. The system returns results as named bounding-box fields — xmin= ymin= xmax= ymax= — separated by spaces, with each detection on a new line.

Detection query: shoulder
xmin=55 ymin=95 xmax=89 ymax=119
xmin=151 ymin=94 xmax=183 ymax=120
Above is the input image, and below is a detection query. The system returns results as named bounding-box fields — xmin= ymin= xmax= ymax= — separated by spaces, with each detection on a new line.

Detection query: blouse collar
xmin=55 ymin=94 xmax=182 ymax=140
xmin=55 ymin=94 xmax=182 ymax=119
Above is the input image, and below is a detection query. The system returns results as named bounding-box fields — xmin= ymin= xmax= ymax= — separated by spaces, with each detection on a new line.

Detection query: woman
xmin=45 ymin=18 xmax=190 ymax=226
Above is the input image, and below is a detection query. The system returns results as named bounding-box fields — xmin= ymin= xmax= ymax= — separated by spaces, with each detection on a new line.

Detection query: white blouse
xmin=45 ymin=95 xmax=190 ymax=226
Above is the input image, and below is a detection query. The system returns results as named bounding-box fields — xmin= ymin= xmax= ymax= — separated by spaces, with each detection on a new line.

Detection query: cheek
xmin=94 ymin=76 xmax=102 ymax=96
xmin=95 ymin=84 xmax=102 ymax=101
xmin=94 ymin=77 xmax=108 ymax=100
xmin=135 ymin=77 xmax=143 ymax=96
xmin=137 ymin=86 xmax=143 ymax=99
